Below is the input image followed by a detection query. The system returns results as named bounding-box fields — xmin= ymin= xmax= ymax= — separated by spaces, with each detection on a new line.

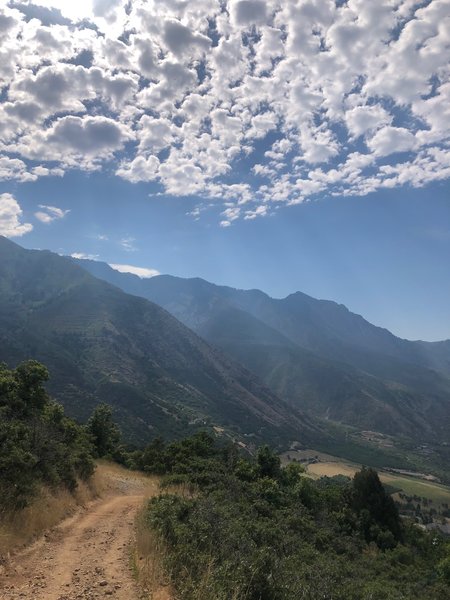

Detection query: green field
xmin=282 ymin=450 xmax=450 ymax=506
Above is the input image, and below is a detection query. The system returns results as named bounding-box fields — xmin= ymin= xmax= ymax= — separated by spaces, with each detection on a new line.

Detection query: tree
xmin=0 ymin=361 xmax=94 ymax=510
xmin=349 ymin=467 xmax=402 ymax=548
xmin=257 ymin=445 xmax=281 ymax=479
xmin=86 ymin=403 xmax=121 ymax=458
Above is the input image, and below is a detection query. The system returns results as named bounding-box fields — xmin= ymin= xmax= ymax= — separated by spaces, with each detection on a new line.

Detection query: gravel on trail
xmin=0 ymin=471 xmax=163 ymax=600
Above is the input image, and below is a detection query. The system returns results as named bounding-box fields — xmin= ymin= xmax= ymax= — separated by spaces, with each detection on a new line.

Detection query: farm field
xmin=283 ymin=450 xmax=450 ymax=506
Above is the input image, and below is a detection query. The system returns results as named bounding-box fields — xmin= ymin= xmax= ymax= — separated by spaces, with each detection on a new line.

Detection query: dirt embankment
xmin=0 ymin=463 xmax=171 ymax=600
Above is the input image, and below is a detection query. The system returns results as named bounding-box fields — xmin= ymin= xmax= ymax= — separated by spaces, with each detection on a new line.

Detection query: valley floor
xmin=0 ymin=464 xmax=170 ymax=600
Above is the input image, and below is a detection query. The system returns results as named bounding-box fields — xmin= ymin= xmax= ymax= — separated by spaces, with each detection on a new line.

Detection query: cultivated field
xmin=283 ymin=450 xmax=450 ymax=506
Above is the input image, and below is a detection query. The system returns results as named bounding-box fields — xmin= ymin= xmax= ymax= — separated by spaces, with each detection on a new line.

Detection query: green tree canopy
xmin=86 ymin=403 xmax=121 ymax=458
xmin=350 ymin=467 xmax=402 ymax=548
xmin=0 ymin=361 xmax=94 ymax=511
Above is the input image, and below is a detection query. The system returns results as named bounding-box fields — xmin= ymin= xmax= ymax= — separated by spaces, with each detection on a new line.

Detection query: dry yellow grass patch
xmin=132 ymin=481 xmax=197 ymax=600
xmin=134 ymin=507 xmax=174 ymax=600
xmin=0 ymin=474 xmax=102 ymax=556
xmin=0 ymin=460 xmax=151 ymax=557
xmin=307 ymin=461 xmax=358 ymax=479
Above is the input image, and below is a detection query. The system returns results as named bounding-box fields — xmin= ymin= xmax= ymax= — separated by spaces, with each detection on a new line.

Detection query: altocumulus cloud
xmin=0 ymin=0 xmax=450 ymax=225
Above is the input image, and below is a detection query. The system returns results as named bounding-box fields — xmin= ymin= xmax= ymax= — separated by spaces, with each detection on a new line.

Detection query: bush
xmin=0 ymin=361 xmax=94 ymax=511
xmin=142 ymin=436 xmax=450 ymax=600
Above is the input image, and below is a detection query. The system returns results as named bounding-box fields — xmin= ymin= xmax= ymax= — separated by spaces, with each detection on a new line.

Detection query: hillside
xmin=0 ymin=236 xmax=319 ymax=446
xmin=73 ymin=260 xmax=450 ymax=442
xmin=138 ymin=435 xmax=450 ymax=600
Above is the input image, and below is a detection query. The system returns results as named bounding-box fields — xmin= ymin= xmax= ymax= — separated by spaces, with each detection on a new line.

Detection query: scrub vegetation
xmin=136 ymin=434 xmax=450 ymax=600
xmin=2 ymin=360 xmax=450 ymax=599
xmin=0 ymin=360 xmax=94 ymax=513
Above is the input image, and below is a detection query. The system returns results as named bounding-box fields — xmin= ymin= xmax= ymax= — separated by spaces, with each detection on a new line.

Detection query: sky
xmin=0 ymin=0 xmax=449 ymax=341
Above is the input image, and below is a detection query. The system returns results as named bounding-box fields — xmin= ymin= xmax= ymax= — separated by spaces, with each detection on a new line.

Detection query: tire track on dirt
xmin=0 ymin=471 xmax=162 ymax=600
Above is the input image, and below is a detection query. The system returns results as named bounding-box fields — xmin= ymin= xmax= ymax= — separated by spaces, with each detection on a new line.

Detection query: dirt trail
xmin=0 ymin=467 xmax=162 ymax=600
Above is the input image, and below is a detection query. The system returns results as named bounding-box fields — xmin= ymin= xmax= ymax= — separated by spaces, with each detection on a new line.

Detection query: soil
xmin=0 ymin=468 xmax=165 ymax=600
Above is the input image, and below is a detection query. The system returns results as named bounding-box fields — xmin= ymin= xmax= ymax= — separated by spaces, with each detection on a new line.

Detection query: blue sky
xmin=0 ymin=0 xmax=449 ymax=341
xmin=5 ymin=171 xmax=450 ymax=342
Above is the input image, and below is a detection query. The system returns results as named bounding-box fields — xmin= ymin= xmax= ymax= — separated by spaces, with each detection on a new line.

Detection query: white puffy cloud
xmin=0 ymin=193 xmax=33 ymax=237
xmin=109 ymin=263 xmax=160 ymax=278
xmin=0 ymin=156 xmax=37 ymax=182
xmin=345 ymin=105 xmax=392 ymax=139
xmin=367 ymin=126 xmax=417 ymax=157
xmin=15 ymin=115 xmax=133 ymax=167
xmin=116 ymin=155 xmax=160 ymax=183
xmin=0 ymin=0 xmax=449 ymax=222
xmin=220 ymin=205 xmax=241 ymax=227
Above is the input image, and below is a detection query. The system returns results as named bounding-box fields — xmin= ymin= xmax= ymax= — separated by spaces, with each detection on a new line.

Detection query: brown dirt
xmin=0 ymin=465 xmax=169 ymax=600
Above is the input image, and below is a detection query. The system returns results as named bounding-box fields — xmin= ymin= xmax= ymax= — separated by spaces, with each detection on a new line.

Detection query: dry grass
xmin=132 ymin=482 xmax=195 ymax=600
xmin=134 ymin=507 xmax=174 ymax=600
xmin=133 ymin=481 xmax=237 ymax=600
xmin=0 ymin=461 xmax=178 ymax=600
xmin=0 ymin=473 xmax=102 ymax=556
xmin=161 ymin=482 xmax=196 ymax=499
xmin=0 ymin=460 xmax=160 ymax=559
xmin=307 ymin=461 xmax=358 ymax=479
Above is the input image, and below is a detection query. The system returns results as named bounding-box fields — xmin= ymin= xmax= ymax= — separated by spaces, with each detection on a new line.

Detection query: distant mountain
xmin=0 ymin=236 xmax=320 ymax=446
xmin=74 ymin=259 xmax=450 ymax=442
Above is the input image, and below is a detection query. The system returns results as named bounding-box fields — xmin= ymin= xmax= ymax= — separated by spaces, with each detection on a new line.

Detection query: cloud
xmin=0 ymin=0 xmax=449 ymax=222
xmin=345 ymin=105 xmax=392 ymax=139
xmin=367 ymin=126 xmax=417 ymax=157
xmin=70 ymin=251 xmax=100 ymax=260
xmin=116 ymin=154 xmax=160 ymax=183
xmin=35 ymin=204 xmax=70 ymax=223
xmin=15 ymin=115 xmax=133 ymax=167
xmin=109 ymin=263 xmax=160 ymax=278
xmin=0 ymin=193 xmax=33 ymax=237
xmin=120 ymin=236 xmax=137 ymax=251
xmin=230 ymin=1 xmax=267 ymax=26
xmin=163 ymin=19 xmax=211 ymax=57
xmin=0 ymin=156 xmax=37 ymax=182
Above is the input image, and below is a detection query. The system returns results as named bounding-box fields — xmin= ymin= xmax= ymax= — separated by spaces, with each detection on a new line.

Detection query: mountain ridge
xmin=74 ymin=259 xmax=450 ymax=345
xmin=0 ymin=235 xmax=321 ymax=446
xmin=72 ymin=256 xmax=450 ymax=442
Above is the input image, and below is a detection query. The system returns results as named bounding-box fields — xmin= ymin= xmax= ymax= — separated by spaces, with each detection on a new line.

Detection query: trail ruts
xmin=0 ymin=470 xmax=162 ymax=600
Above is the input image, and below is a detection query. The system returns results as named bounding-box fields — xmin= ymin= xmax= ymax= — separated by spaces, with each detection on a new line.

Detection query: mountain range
xmin=0 ymin=235 xmax=319 ymax=446
xmin=74 ymin=258 xmax=450 ymax=444
xmin=1 ymin=236 xmax=449 ymax=473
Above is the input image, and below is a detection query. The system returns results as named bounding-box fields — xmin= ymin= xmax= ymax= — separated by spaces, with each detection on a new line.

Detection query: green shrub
xmin=141 ymin=435 xmax=450 ymax=600
xmin=0 ymin=361 xmax=94 ymax=511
